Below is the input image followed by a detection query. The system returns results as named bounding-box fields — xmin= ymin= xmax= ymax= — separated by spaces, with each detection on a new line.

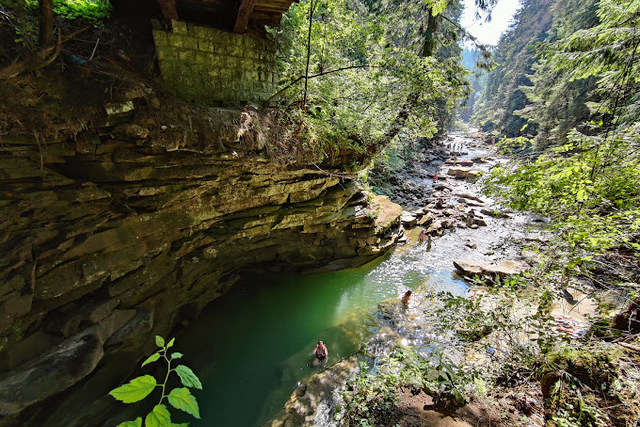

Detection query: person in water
xmin=312 ymin=341 xmax=328 ymax=366
xmin=401 ymin=290 xmax=412 ymax=308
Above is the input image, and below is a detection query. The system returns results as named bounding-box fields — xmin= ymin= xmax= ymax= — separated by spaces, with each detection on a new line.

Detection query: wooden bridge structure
xmin=155 ymin=0 xmax=298 ymax=33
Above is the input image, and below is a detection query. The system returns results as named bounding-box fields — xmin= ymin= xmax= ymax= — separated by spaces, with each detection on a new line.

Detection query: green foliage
xmin=337 ymin=348 xmax=476 ymax=426
xmin=3 ymin=0 xmax=111 ymax=49
xmin=471 ymin=0 xmax=555 ymax=136
xmin=23 ymin=0 xmax=112 ymax=22
xmin=270 ymin=0 xmax=472 ymax=166
xmin=538 ymin=345 xmax=621 ymax=426
xmin=110 ymin=375 xmax=158 ymax=404
xmin=485 ymin=130 xmax=640 ymax=256
xmin=110 ymin=336 xmax=202 ymax=427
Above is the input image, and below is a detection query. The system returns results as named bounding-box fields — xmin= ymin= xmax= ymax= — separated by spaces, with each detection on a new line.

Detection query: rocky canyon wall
xmin=0 ymin=87 xmax=402 ymax=425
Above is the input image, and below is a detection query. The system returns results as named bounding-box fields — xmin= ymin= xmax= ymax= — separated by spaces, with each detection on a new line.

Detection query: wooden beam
xmin=234 ymin=0 xmax=257 ymax=33
xmin=156 ymin=0 xmax=179 ymax=20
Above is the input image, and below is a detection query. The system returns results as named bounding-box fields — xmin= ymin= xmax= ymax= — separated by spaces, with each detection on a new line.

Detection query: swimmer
xmin=401 ymin=290 xmax=412 ymax=308
xmin=312 ymin=341 xmax=328 ymax=366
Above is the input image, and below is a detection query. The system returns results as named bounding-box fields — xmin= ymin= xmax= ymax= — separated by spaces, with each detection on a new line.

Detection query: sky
xmin=460 ymin=0 xmax=522 ymax=46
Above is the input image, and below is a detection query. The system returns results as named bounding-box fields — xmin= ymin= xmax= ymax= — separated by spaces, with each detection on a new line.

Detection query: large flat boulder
xmin=447 ymin=168 xmax=483 ymax=180
xmin=453 ymin=259 xmax=530 ymax=278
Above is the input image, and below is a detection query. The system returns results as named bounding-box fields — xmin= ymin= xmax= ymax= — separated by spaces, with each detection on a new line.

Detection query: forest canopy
xmin=268 ymin=0 xmax=494 ymax=166
xmin=472 ymin=0 xmax=640 ymax=265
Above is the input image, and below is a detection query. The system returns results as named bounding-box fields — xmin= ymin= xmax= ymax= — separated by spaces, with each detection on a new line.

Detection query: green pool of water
xmin=178 ymin=245 xmax=468 ymax=427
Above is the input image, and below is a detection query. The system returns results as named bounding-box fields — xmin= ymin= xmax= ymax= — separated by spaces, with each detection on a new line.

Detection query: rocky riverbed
xmin=268 ymin=131 xmax=600 ymax=427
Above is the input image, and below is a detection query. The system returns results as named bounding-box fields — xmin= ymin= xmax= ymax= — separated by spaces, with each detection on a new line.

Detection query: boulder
xmin=453 ymin=259 xmax=530 ymax=278
xmin=458 ymin=198 xmax=485 ymax=207
xmin=418 ymin=212 xmax=434 ymax=226
xmin=0 ymin=329 xmax=104 ymax=416
xmin=473 ymin=218 xmax=487 ymax=227
xmin=480 ymin=208 xmax=511 ymax=219
xmin=447 ymin=167 xmax=483 ymax=180
xmin=426 ymin=220 xmax=443 ymax=235
xmin=456 ymin=193 xmax=486 ymax=204
xmin=0 ymin=310 xmax=133 ymax=416
xmin=401 ymin=212 xmax=417 ymax=228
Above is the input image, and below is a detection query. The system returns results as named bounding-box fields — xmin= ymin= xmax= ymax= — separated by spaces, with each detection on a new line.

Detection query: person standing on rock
xmin=433 ymin=173 xmax=438 ymax=183
xmin=312 ymin=341 xmax=328 ymax=366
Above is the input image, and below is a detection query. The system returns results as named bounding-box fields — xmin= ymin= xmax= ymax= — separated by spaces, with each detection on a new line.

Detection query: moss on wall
xmin=152 ymin=20 xmax=278 ymax=105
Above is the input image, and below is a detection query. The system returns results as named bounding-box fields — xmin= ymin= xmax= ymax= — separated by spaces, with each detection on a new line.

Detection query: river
xmin=171 ymin=133 xmax=530 ymax=426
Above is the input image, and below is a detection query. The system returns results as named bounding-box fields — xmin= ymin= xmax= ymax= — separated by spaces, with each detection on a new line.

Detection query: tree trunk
xmin=39 ymin=0 xmax=54 ymax=48
xmin=421 ymin=8 xmax=439 ymax=58
xmin=379 ymin=7 xmax=439 ymax=148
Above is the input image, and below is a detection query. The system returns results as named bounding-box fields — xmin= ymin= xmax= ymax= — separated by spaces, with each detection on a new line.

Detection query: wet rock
xmin=266 ymin=356 xmax=360 ymax=427
xmin=473 ymin=218 xmax=487 ymax=227
xmin=453 ymin=259 xmax=530 ymax=278
xmin=0 ymin=109 xmax=406 ymax=423
xmin=458 ymin=198 xmax=485 ymax=207
xmin=456 ymin=193 xmax=486 ymax=204
xmin=426 ymin=220 xmax=444 ymax=235
xmin=530 ymin=215 xmax=550 ymax=224
xmin=418 ymin=212 xmax=434 ymax=226
xmin=447 ymin=168 xmax=483 ymax=180
xmin=401 ymin=212 xmax=417 ymax=228
xmin=480 ymin=208 xmax=511 ymax=219
xmin=45 ymin=299 xmax=120 ymax=338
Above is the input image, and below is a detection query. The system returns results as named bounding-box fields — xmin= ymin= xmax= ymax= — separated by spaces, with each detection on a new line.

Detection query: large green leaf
xmin=142 ymin=352 xmax=161 ymax=367
xmin=145 ymin=404 xmax=172 ymax=427
xmin=174 ymin=365 xmax=203 ymax=390
xmin=167 ymin=337 xmax=175 ymax=348
xmin=116 ymin=418 xmax=142 ymax=427
xmin=156 ymin=336 xmax=165 ymax=348
xmin=109 ymin=375 xmax=157 ymax=403
xmin=168 ymin=387 xmax=200 ymax=419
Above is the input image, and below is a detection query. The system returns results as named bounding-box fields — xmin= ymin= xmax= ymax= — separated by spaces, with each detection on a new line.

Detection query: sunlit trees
xmin=270 ymin=0 xmax=493 ymax=167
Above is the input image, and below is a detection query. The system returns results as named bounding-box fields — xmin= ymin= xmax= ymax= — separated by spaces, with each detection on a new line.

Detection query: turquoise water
xmin=178 ymin=243 xmax=469 ymax=427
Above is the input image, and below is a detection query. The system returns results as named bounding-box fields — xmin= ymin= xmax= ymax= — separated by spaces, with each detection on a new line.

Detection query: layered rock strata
xmin=0 ymin=109 xmax=401 ymax=425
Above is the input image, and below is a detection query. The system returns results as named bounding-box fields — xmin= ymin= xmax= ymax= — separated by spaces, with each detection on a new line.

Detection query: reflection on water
xmin=177 ymin=242 xmax=468 ymax=427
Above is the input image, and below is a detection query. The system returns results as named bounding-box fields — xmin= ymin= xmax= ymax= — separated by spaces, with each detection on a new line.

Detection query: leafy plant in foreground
xmin=110 ymin=335 xmax=202 ymax=427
